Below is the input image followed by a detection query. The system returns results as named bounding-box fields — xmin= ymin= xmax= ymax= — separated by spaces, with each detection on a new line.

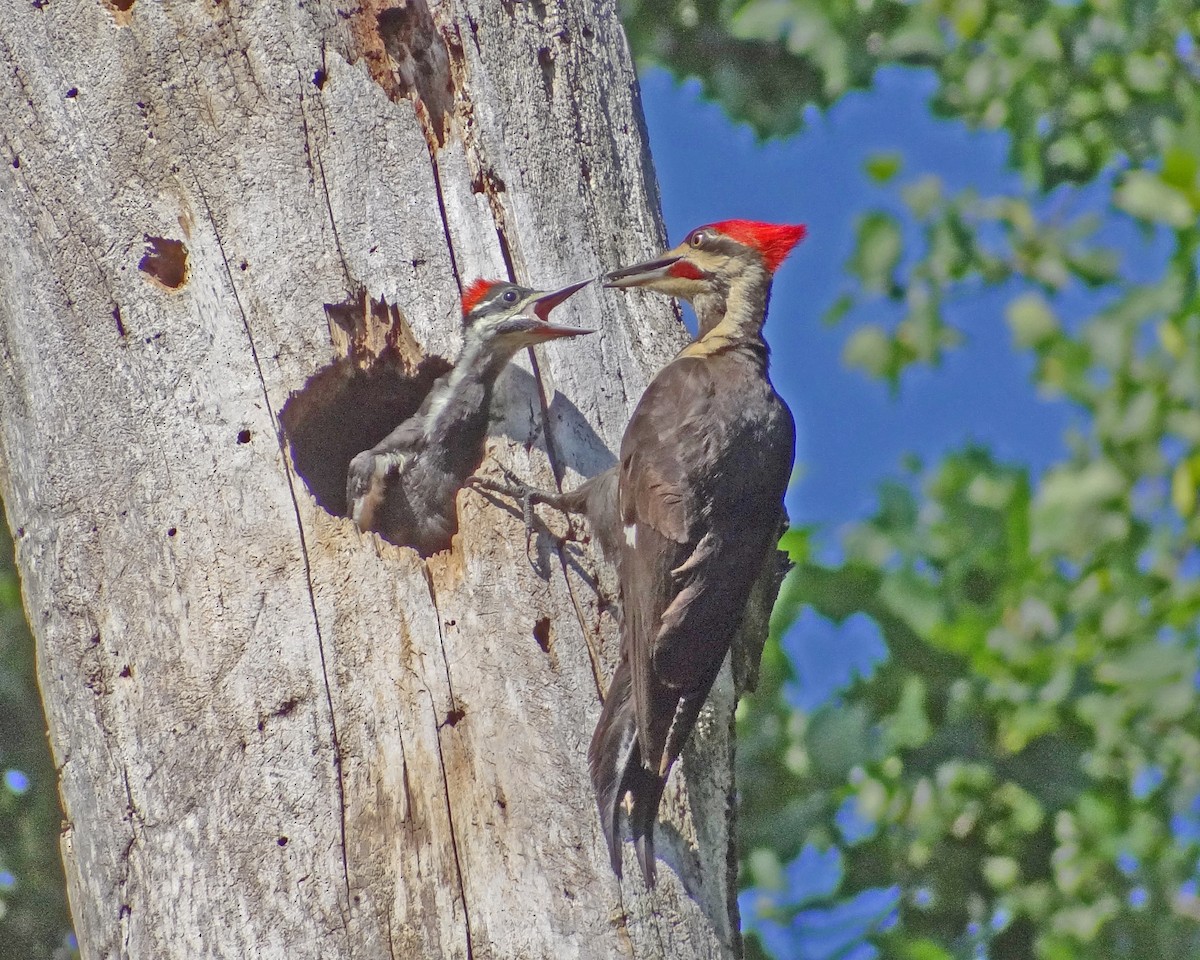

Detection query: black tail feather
xmin=628 ymin=761 xmax=666 ymax=887
xmin=589 ymin=660 xmax=637 ymax=877
xmin=588 ymin=660 xmax=669 ymax=886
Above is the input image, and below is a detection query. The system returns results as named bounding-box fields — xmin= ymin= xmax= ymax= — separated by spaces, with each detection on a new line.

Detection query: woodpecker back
xmin=592 ymin=219 xmax=804 ymax=884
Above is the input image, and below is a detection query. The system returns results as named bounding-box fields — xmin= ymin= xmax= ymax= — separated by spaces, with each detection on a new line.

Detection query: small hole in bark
xmin=166 ymin=527 xmax=176 ymax=537
xmin=444 ymin=707 xmax=465 ymax=727
xmin=277 ymin=836 xmax=289 ymax=847
xmin=537 ymin=47 xmax=554 ymax=98
xmin=273 ymin=698 xmax=299 ymax=718
xmin=281 ymin=293 xmax=450 ymax=524
xmin=237 ymin=429 xmax=251 ymax=444
xmin=313 ymin=69 xmax=326 ymax=89
xmin=533 ymin=616 xmax=552 ymax=653
xmin=65 ymin=87 xmax=78 ymax=99
xmin=119 ymin=665 xmax=132 ymax=678
xmin=113 ymin=305 xmax=126 ymax=337
xmin=106 ymin=0 xmax=135 ymax=10
xmin=11 ymin=156 xmax=18 ymax=169
xmin=138 ymin=236 xmax=188 ymax=290
xmin=118 ymin=904 xmax=131 ymax=920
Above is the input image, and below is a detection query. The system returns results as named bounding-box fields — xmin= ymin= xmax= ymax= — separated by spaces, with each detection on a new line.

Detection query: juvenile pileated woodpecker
xmin=346 ymin=278 xmax=590 ymax=555
xmin=593 ymin=219 xmax=805 ymax=884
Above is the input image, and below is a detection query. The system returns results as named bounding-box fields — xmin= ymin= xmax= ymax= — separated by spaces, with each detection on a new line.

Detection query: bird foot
xmin=467 ymin=467 xmax=556 ymax=559
xmin=467 ymin=464 xmax=567 ymax=511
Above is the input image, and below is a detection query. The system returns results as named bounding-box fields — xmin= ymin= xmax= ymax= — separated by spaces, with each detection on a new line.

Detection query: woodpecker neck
xmin=682 ymin=264 xmax=773 ymax=360
xmin=419 ymin=335 xmax=513 ymax=440
xmin=692 ymin=288 xmax=729 ymax=338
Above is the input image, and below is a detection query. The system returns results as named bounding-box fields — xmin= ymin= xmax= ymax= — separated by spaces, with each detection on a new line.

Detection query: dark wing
xmin=587 ymin=658 xmax=665 ymax=886
xmin=346 ymin=417 xmax=426 ymax=532
xmin=619 ymin=353 xmax=795 ymax=775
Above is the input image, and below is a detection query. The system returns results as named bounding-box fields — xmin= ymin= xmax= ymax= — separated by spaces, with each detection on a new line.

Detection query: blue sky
xmin=639 ymin=66 xmax=1074 ymax=543
xmin=636 ymin=64 xmax=1089 ymax=954
xmin=636 ymin=64 xmax=1170 ymax=712
xmin=637 ymin=60 xmax=1176 ymax=712
xmin=638 ymin=65 xmax=1173 ymax=548
xmin=637 ymin=57 xmax=1183 ymax=956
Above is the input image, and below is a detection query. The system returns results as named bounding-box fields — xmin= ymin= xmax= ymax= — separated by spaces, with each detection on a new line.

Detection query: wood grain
xmin=0 ymin=2 xmax=753 ymax=956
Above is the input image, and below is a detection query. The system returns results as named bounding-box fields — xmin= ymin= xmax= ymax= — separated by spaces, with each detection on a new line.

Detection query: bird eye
xmin=690 ymin=231 xmax=706 ymax=247
xmin=503 ymin=290 xmax=518 ymax=303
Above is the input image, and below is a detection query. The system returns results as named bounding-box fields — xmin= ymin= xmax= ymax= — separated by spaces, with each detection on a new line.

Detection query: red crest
xmin=705 ymin=220 xmax=807 ymax=272
xmin=461 ymin=278 xmax=503 ymax=317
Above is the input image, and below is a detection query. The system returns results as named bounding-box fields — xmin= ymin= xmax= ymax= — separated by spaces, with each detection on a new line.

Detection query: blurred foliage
xmin=619 ymin=0 xmax=1200 ymax=958
xmin=0 ymin=514 xmax=75 ymax=959
xmin=621 ymin=0 xmax=1197 ymax=189
xmin=3 ymin=4 xmax=1198 ymax=958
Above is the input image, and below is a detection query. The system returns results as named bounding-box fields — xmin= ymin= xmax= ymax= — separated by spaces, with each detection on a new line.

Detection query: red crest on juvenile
xmin=461 ymin=278 xmax=503 ymax=317
xmin=705 ymin=220 xmax=807 ymax=273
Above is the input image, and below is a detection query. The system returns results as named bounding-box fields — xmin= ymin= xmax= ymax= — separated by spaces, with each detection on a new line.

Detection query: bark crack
xmin=117 ymin=766 xmax=138 ymax=955
xmin=417 ymin=565 xmax=474 ymax=957
xmin=300 ymin=63 xmax=353 ymax=288
xmin=439 ymin=10 xmax=608 ymax=699
xmin=433 ymin=722 xmax=475 ymax=960
xmin=420 ymin=562 xmax=459 ymax=720
xmin=190 ymin=179 xmax=354 ymax=928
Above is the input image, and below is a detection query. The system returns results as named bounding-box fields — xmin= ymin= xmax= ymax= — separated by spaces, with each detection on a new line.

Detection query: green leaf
xmin=807 ymin=703 xmax=873 ymax=781
xmin=823 ymin=292 xmax=853 ymax=326
xmin=1124 ymin=52 xmax=1171 ymax=94
xmin=777 ymin=526 xmax=811 ymax=563
xmin=1030 ymin=461 xmax=1130 ymax=557
xmin=851 ymin=212 xmax=904 ymax=294
xmin=1006 ymin=293 xmax=1060 ymax=349
xmin=901 ymin=175 xmax=943 ymax=218
xmin=865 ymin=151 xmax=903 ymax=184
xmin=1114 ymin=171 xmax=1196 ymax=228
xmin=1160 ymin=146 xmax=1199 ymax=193
xmin=844 ymin=325 xmax=893 ymax=379
xmin=899 ymin=939 xmax=955 ymax=960
xmin=1172 ymin=458 xmax=1198 ymax=518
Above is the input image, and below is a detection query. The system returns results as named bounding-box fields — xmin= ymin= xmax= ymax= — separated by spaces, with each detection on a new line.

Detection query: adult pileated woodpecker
xmin=594 ymin=219 xmax=805 ymax=883
xmin=346 ymin=278 xmax=590 ymax=555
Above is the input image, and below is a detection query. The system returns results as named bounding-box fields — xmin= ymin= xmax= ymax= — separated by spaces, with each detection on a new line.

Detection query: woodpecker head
xmin=604 ymin=220 xmax=806 ymax=300
xmin=460 ymin=278 xmax=592 ymax=359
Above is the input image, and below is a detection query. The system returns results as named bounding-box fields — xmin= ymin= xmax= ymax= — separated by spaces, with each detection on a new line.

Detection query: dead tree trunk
xmin=0 ymin=2 xmax=745 ymax=957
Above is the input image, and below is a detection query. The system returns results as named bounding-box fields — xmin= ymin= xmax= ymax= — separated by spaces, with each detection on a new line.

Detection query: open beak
xmin=523 ymin=278 xmax=594 ymax=339
xmin=603 ymin=254 xmax=683 ymax=289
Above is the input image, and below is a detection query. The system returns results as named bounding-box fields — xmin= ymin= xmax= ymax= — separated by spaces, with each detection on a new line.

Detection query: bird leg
xmin=466 ymin=464 xmax=577 ymax=515
xmin=466 ymin=464 xmax=571 ymax=561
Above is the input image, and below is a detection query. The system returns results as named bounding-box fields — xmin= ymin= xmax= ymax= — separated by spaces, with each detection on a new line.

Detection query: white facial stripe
xmin=624 ymin=523 xmax=637 ymax=547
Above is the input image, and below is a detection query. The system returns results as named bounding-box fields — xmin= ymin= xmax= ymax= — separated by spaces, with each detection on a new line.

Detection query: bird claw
xmin=466 ymin=469 xmax=541 ymax=558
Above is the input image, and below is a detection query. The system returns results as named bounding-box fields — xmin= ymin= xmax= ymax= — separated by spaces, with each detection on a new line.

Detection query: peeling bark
xmin=0 ymin=2 xmax=748 ymax=957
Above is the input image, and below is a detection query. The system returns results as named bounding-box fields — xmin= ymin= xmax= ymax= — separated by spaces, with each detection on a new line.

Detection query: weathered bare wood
xmin=0 ymin=1 xmax=746 ymax=957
